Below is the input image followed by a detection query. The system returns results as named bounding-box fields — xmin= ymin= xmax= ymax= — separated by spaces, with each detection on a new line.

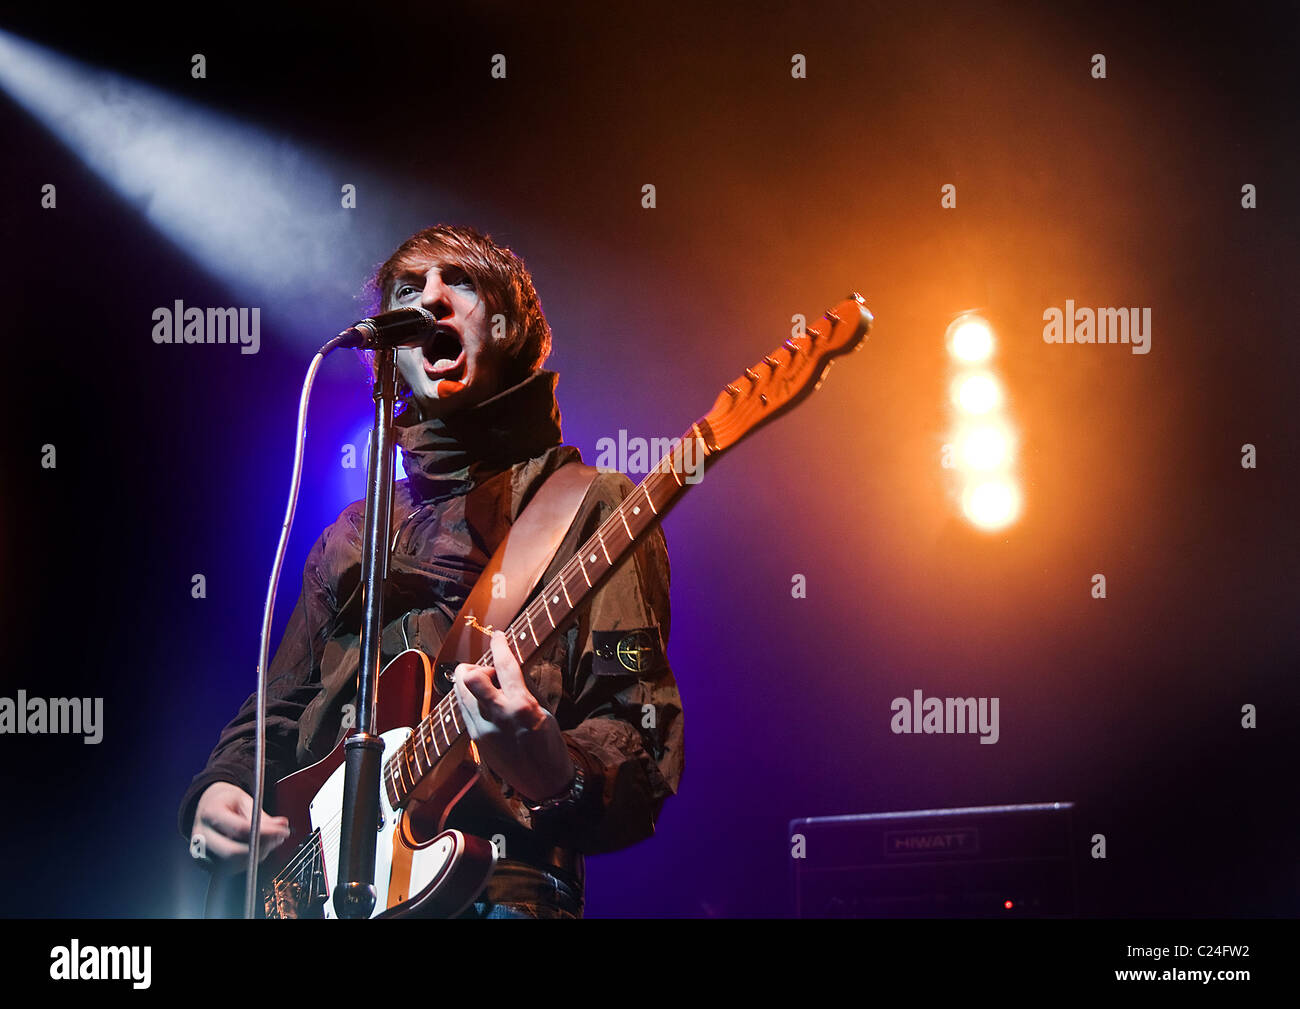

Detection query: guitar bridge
xmin=264 ymin=828 xmax=328 ymax=920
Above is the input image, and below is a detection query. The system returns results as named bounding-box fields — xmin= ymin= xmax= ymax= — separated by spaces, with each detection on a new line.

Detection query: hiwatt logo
xmin=884 ymin=827 xmax=979 ymax=856
xmin=151 ymin=300 xmax=261 ymax=354
xmin=890 ymin=689 xmax=1000 ymax=744
xmin=49 ymin=940 xmax=150 ymax=989
xmin=1042 ymin=300 xmax=1151 ymax=355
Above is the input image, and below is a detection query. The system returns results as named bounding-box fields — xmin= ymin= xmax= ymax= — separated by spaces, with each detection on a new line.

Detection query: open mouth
xmin=422 ymin=327 xmax=465 ymax=377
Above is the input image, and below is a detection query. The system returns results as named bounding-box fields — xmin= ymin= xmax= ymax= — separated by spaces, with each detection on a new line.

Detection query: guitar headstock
xmin=699 ymin=294 xmax=873 ymax=455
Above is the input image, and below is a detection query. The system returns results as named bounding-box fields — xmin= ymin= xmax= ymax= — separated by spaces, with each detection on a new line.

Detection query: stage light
xmin=957 ymin=423 xmax=1012 ymax=471
xmin=952 ymin=372 xmax=1002 ymax=414
xmin=962 ymin=479 xmax=1021 ymax=530
xmin=947 ymin=316 xmax=994 ymax=363
xmin=942 ymin=312 xmax=1021 ymax=531
xmin=0 ymin=29 xmax=451 ymax=342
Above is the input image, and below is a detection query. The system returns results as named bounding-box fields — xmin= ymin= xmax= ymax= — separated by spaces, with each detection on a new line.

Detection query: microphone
xmin=336 ymin=307 xmax=438 ymax=349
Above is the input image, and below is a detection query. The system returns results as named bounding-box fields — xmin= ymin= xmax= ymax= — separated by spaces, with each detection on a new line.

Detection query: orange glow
xmin=948 ymin=317 xmax=994 ymax=363
xmin=958 ymin=423 xmax=1012 ymax=471
xmin=953 ymin=372 xmax=1002 ymax=414
xmin=963 ymin=480 xmax=1021 ymax=530
xmin=944 ymin=315 xmax=1020 ymax=531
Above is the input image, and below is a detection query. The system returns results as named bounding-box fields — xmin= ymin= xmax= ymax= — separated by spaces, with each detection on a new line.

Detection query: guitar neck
xmin=486 ymin=423 xmax=711 ymax=667
xmin=384 ymin=423 xmax=715 ymax=809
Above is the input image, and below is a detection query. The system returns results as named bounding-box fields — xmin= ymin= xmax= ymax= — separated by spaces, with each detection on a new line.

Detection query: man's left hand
xmin=453 ymin=630 xmax=576 ymax=804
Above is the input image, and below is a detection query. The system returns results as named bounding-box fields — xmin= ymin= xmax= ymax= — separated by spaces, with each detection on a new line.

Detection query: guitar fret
xmin=420 ymin=719 xmax=436 ymax=762
xmin=598 ymin=529 xmax=611 ymax=564
xmin=380 ymin=692 xmax=476 ymax=811
xmin=540 ymin=592 xmax=555 ymax=627
xmin=390 ymin=750 xmax=405 ymax=795
xmin=642 ymin=483 xmax=657 ymax=515
xmin=406 ymin=742 xmax=420 ymax=790
xmin=525 ymin=607 xmax=537 ymax=643
xmin=577 ymin=554 xmax=592 ymax=587
xmin=399 ymin=747 xmax=414 ymax=794
xmin=559 ymin=575 xmax=573 ymax=608
xmin=618 ymin=505 xmax=633 ymax=539
xmin=388 ymin=755 xmax=403 ymax=804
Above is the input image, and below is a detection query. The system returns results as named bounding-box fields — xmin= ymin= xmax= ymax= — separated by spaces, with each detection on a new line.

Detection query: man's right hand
xmin=190 ymin=782 xmax=291 ymax=874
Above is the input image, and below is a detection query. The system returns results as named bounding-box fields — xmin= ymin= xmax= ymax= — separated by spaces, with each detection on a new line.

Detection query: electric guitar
xmin=207 ymin=294 xmax=873 ymax=918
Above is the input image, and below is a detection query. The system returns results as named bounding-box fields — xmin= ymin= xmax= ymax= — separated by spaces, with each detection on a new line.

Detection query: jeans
xmin=456 ymin=859 xmax=584 ymax=919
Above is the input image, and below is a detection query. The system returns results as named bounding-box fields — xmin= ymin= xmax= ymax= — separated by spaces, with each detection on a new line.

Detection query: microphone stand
xmin=333 ymin=345 xmax=398 ymax=919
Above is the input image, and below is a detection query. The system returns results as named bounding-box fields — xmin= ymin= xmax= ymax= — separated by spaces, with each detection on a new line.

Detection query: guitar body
xmin=206 ymin=649 xmax=497 ymax=919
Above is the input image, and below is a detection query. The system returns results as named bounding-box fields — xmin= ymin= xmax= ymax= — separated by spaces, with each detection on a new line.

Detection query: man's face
xmin=389 ymin=256 xmax=508 ymax=418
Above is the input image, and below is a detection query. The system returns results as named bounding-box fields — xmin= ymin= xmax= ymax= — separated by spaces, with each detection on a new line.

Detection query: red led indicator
xmin=1003 ymin=900 xmax=1014 ymax=910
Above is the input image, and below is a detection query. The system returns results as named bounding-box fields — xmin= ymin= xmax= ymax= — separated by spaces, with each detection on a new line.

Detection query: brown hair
xmin=363 ymin=224 xmax=552 ymax=401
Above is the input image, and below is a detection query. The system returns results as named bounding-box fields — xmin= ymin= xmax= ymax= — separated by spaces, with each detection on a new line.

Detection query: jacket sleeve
xmin=529 ymin=473 xmax=685 ymax=853
xmin=175 ymin=527 xmax=337 ymax=840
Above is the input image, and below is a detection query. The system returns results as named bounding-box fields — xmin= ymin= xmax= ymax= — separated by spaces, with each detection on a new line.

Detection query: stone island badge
xmin=615 ymin=630 xmax=656 ymax=672
xmin=592 ymin=628 xmax=663 ymax=676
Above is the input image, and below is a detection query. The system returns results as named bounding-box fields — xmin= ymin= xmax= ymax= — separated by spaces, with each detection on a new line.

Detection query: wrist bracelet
xmin=524 ymin=761 xmax=586 ymax=814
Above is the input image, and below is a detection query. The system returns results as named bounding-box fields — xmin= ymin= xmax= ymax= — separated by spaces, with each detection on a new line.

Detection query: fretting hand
xmin=453 ymin=630 xmax=576 ymax=804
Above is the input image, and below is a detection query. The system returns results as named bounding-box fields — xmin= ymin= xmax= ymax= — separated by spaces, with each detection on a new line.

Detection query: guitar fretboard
xmin=383 ymin=424 xmax=712 ymax=809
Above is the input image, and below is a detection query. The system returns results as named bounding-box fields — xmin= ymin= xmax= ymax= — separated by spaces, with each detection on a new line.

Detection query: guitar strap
xmin=430 ymin=460 xmax=598 ymax=694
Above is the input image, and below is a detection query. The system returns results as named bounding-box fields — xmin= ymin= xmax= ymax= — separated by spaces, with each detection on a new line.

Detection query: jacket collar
xmin=394 ymin=368 xmax=564 ymax=503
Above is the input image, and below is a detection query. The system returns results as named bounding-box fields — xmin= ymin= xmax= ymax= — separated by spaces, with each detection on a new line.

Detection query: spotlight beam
xmin=0 ymin=30 xmax=461 ymax=342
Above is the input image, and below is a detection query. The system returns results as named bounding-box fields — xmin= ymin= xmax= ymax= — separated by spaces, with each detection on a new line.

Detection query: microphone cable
xmin=245 ymin=333 xmax=351 ymax=918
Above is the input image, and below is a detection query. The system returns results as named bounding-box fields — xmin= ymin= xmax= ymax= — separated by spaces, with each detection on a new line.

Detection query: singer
xmin=178 ymin=224 xmax=684 ymax=918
